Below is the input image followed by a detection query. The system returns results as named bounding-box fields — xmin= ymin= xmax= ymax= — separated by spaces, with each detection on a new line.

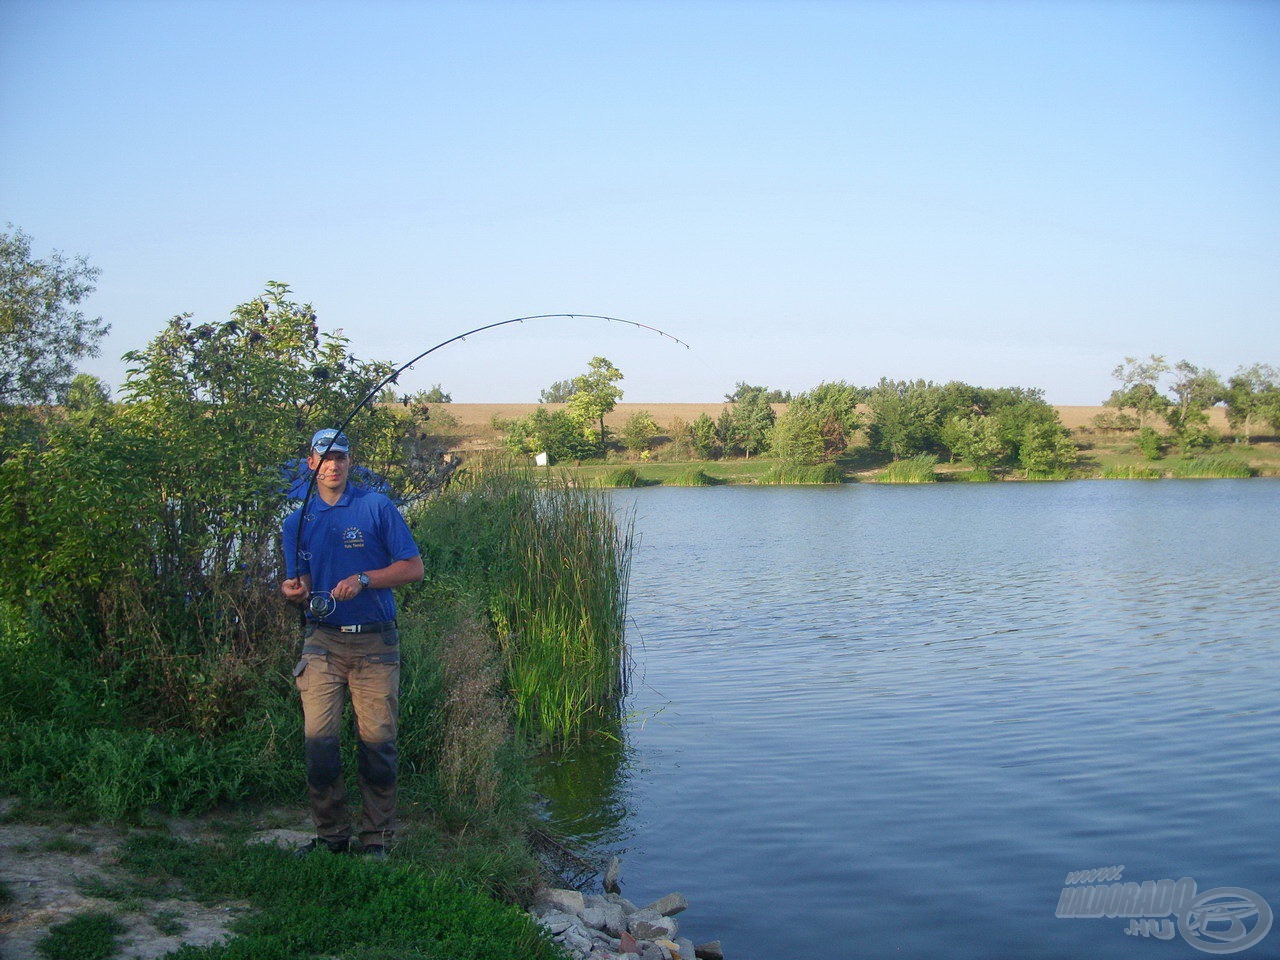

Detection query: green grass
xmin=671 ymin=467 xmax=721 ymax=486
xmin=599 ymin=467 xmax=642 ymax=487
xmin=876 ymin=454 xmax=938 ymax=483
xmin=760 ymin=463 xmax=845 ymax=484
xmin=1167 ymin=456 xmax=1256 ymax=479
xmin=116 ymin=833 xmax=563 ymax=960
xmin=1100 ymin=464 xmax=1164 ymax=480
xmin=36 ymin=911 xmax=127 ymax=960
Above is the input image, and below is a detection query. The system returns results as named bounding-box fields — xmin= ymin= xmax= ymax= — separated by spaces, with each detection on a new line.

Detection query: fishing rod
xmin=291 ymin=312 xmax=690 ymax=610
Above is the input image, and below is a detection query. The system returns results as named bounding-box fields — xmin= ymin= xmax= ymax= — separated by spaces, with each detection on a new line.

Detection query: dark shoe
xmin=359 ymin=843 xmax=387 ymax=859
xmin=294 ymin=837 xmax=350 ymax=857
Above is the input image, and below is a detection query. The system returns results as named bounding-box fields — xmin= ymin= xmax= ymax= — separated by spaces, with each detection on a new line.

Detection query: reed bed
xmin=762 ymin=463 xmax=845 ymax=484
xmin=876 ymin=454 xmax=938 ymax=483
xmin=410 ymin=471 xmax=632 ymax=743
xmin=1167 ymin=456 xmax=1256 ymax=479
xmin=672 ymin=468 xmax=720 ymax=486
xmin=1100 ymin=465 xmax=1164 ymax=480
xmin=600 ymin=467 xmax=641 ymax=488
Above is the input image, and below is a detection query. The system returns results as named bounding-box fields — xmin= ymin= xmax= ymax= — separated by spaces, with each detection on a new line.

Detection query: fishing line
xmin=291 ymin=312 xmax=690 ymax=598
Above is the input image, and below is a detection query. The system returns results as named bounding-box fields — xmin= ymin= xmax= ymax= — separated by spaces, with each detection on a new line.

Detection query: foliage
xmin=688 ymin=412 xmax=722 ymax=459
xmin=877 ymin=454 xmax=938 ymax=483
xmin=940 ymin=413 xmax=1007 ymax=470
xmin=1162 ymin=360 xmax=1223 ymax=453
xmin=1106 ymin=355 xmax=1170 ymax=429
xmin=718 ymin=386 xmax=776 ymax=458
xmin=420 ymin=383 xmax=452 ymax=403
xmin=866 ymin=379 xmax=947 ymax=459
xmin=115 ymin=834 xmax=563 ymax=960
xmin=601 ymin=467 xmax=642 ymax=488
xmin=1020 ymin=421 xmax=1078 ymax=478
xmin=0 ymin=283 xmax=447 ymax=733
xmin=1101 ymin=465 xmax=1163 ymax=479
xmin=724 ymin=381 xmax=791 ymax=403
xmin=673 ymin=468 xmax=719 ymax=486
xmin=498 ymin=406 xmax=601 ymax=463
xmin=538 ymin=377 xmax=576 ymax=404
xmin=1137 ymin=426 xmax=1164 ymax=460
xmin=408 ymin=471 xmax=631 ymax=743
xmin=35 ymin=910 xmax=126 ymax=960
xmin=762 ymin=463 xmax=845 ymax=484
xmin=770 ymin=403 xmax=825 ymax=465
xmin=1166 ymin=456 xmax=1255 ymax=479
xmin=1222 ymin=363 xmax=1280 ymax=441
xmin=0 ymin=225 xmax=108 ymax=406
xmin=565 ymin=356 xmax=624 ymax=441
xmin=619 ymin=409 xmax=660 ymax=454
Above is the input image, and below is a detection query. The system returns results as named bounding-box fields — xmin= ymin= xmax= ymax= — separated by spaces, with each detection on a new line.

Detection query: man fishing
xmin=281 ymin=428 xmax=424 ymax=857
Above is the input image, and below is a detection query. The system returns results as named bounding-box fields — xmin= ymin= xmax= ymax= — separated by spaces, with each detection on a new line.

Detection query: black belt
xmin=310 ymin=619 xmax=398 ymax=634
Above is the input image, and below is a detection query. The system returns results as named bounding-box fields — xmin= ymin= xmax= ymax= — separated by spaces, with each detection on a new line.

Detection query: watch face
xmin=358 ymin=574 xmax=370 ymax=586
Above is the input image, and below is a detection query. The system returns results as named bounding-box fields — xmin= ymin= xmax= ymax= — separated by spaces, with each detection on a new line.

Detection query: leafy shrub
xmin=877 ymin=454 xmax=938 ymax=483
xmin=1137 ymin=426 xmax=1164 ymax=460
xmin=36 ymin=911 xmax=126 ymax=960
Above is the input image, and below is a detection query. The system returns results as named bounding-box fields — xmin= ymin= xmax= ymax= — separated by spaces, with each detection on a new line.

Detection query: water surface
xmin=538 ymin=481 xmax=1280 ymax=959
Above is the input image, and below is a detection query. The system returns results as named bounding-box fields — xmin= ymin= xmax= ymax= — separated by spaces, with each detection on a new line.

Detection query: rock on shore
xmin=531 ymin=886 xmax=722 ymax=960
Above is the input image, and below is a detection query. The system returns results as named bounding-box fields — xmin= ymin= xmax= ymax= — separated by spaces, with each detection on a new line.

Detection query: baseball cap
xmin=310 ymin=428 xmax=350 ymax=455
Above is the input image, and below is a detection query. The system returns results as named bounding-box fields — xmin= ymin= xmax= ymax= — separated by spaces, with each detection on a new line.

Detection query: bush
xmin=762 ymin=463 xmax=845 ymax=484
xmin=877 ymin=454 xmax=938 ymax=483
xmin=1137 ymin=426 xmax=1164 ymax=460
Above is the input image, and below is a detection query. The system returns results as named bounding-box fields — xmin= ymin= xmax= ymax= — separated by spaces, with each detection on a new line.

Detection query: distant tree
xmin=1 ymin=226 xmax=108 ymax=406
xmin=724 ymin=381 xmax=791 ymax=403
xmin=620 ymin=410 xmax=660 ymax=455
xmin=1163 ymin=361 xmax=1224 ymax=454
xmin=539 ymin=378 xmax=576 ymax=404
xmin=418 ymin=383 xmax=452 ymax=403
xmin=689 ymin=412 xmax=721 ymax=459
xmin=866 ymin=379 xmax=947 ymax=459
xmin=940 ymin=413 xmax=1007 ymax=470
xmin=666 ymin=416 xmax=694 ymax=459
xmin=565 ymin=357 xmax=624 ymax=442
xmin=719 ymin=387 xmax=776 ymax=458
xmin=500 ymin=407 xmax=600 ymax=463
xmin=771 ymin=404 xmax=825 ymax=464
xmin=1020 ymin=421 xmax=1078 ymax=477
xmin=1222 ymin=364 xmax=1279 ymax=442
xmin=65 ymin=372 xmax=111 ymax=411
xmin=1106 ymin=355 xmax=1170 ymax=429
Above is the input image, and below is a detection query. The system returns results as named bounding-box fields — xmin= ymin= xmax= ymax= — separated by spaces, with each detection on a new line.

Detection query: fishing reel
xmin=308 ymin=592 xmax=337 ymax=620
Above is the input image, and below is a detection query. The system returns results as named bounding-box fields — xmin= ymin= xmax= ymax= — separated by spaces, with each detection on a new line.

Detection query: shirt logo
xmin=342 ymin=526 xmax=365 ymax=549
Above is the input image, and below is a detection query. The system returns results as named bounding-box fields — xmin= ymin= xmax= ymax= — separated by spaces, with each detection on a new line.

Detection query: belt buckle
xmin=340 ymin=624 xmax=360 ymax=633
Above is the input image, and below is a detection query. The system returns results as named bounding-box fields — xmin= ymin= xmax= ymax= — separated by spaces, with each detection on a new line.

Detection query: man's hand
xmin=330 ymin=574 xmax=366 ymax=602
xmin=281 ymin=576 xmax=311 ymax=604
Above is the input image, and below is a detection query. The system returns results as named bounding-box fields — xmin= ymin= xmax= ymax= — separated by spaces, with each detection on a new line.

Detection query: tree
xmin=620 ymin=410 xmax=660 ymax=455
xmin=689 ymin=412 xmax=722 ymax=459
xmin=539 ymin=378 xmax=576 ymax=403
xmin=940 ymin=413 xmax=1007 ymax=470
xmin=419 ymin=383 xmax=452 ymax=403
xmin=719 ymin=387 xmax=775 ymax=458
xmin=725 ymin=382 xmax=791 ymax=403
xmin=500 ymin=407 xmax=600 ymax=463
xmin=0 ymin=226 xmax=108 ymax=406
xmin=1223 ymin=364 xmax=1280 ymax=441
xmin=866 ymin=379 xmax=947 ymax=459
xmin=1163 ymin=360 xmax=1223 ymax=454
xmin=1021 ymin=422 xmax=1078 ymax=478
xmin=1106 ymin=355 xmax=1169 ymax=429
xmin=771 ymin=404 xmax=825 ymax=464
xmin=565 ymin=357 xmax=624 ymax=442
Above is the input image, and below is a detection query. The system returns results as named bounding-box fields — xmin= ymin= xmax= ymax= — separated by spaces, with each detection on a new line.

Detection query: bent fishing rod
xmin=291 ymin=312 xmax=690 ymax=605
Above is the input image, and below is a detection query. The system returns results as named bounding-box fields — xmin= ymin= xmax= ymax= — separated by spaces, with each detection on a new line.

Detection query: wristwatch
xmin=357 ymin=573 xmax=371 ymax=588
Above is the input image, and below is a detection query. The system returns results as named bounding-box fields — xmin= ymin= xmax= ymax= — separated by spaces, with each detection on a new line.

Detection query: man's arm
xmin=330 ymin=556 xmax=424 ymax=601
xmin=281 ymin=573 xmax=313 ymax=605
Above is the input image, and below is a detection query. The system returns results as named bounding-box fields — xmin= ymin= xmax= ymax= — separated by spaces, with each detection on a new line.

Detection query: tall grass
xmin=1101 ymin=465 xmax=1164 ymax=480
xmin=877 ymin=454 xmax=938 ymax=483
xmin=672 ymin=467 xmax=719 ymax=486
xmin=1167 ymin=456 xmax=1256 ymax=479
xmin=761 ymin=463 xmax=845 ymax=484
xmin=599 ymin=467 xmax=641 ymax=487
xmin=409 ymin=471 xmax=632 ymax=743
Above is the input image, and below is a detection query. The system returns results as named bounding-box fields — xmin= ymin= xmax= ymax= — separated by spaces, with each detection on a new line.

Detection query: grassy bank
xmin=1 ymin=469 xmax=632 ymax=959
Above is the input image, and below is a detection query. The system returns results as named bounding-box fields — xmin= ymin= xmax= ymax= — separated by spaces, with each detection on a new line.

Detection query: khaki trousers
xmin=294 ymin=624 xmax=400 ymax=846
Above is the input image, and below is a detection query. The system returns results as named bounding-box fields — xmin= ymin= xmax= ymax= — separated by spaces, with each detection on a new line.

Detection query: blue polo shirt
xmin=283 ymin=484 xmax=420 ymax=626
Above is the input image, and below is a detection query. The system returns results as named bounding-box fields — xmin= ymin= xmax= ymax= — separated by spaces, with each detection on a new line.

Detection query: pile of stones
xmin=530 ymin=884 xmax=723 ymax=960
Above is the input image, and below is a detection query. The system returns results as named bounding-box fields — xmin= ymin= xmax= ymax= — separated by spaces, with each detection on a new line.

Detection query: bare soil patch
xmin=0 ymin=799 xmax=311 ymax=960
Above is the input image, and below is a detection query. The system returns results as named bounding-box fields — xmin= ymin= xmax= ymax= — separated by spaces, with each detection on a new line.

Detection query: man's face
xmin=308 ymin=449 xmax=351 ymax=494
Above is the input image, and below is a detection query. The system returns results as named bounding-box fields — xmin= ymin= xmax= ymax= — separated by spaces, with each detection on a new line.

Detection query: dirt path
xmin=0 ymin=799 xmax=312 ymax=960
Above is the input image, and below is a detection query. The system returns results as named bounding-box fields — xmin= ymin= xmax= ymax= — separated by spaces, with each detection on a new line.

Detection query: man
xmin=281 ymin=428 xmax=424 ymax=857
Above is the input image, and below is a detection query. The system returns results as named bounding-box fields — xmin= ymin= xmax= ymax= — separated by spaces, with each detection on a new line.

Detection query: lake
xmin=536 ymin=480 xmax=1280 ymax=960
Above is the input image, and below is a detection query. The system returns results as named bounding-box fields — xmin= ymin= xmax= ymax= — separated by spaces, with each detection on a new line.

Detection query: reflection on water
xmin=536 ymin=481 xmax=1280 ymax=960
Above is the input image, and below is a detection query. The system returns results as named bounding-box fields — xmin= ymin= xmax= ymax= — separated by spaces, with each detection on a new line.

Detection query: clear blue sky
xmin=3 ymin=0 xmax=1277 ymax=404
